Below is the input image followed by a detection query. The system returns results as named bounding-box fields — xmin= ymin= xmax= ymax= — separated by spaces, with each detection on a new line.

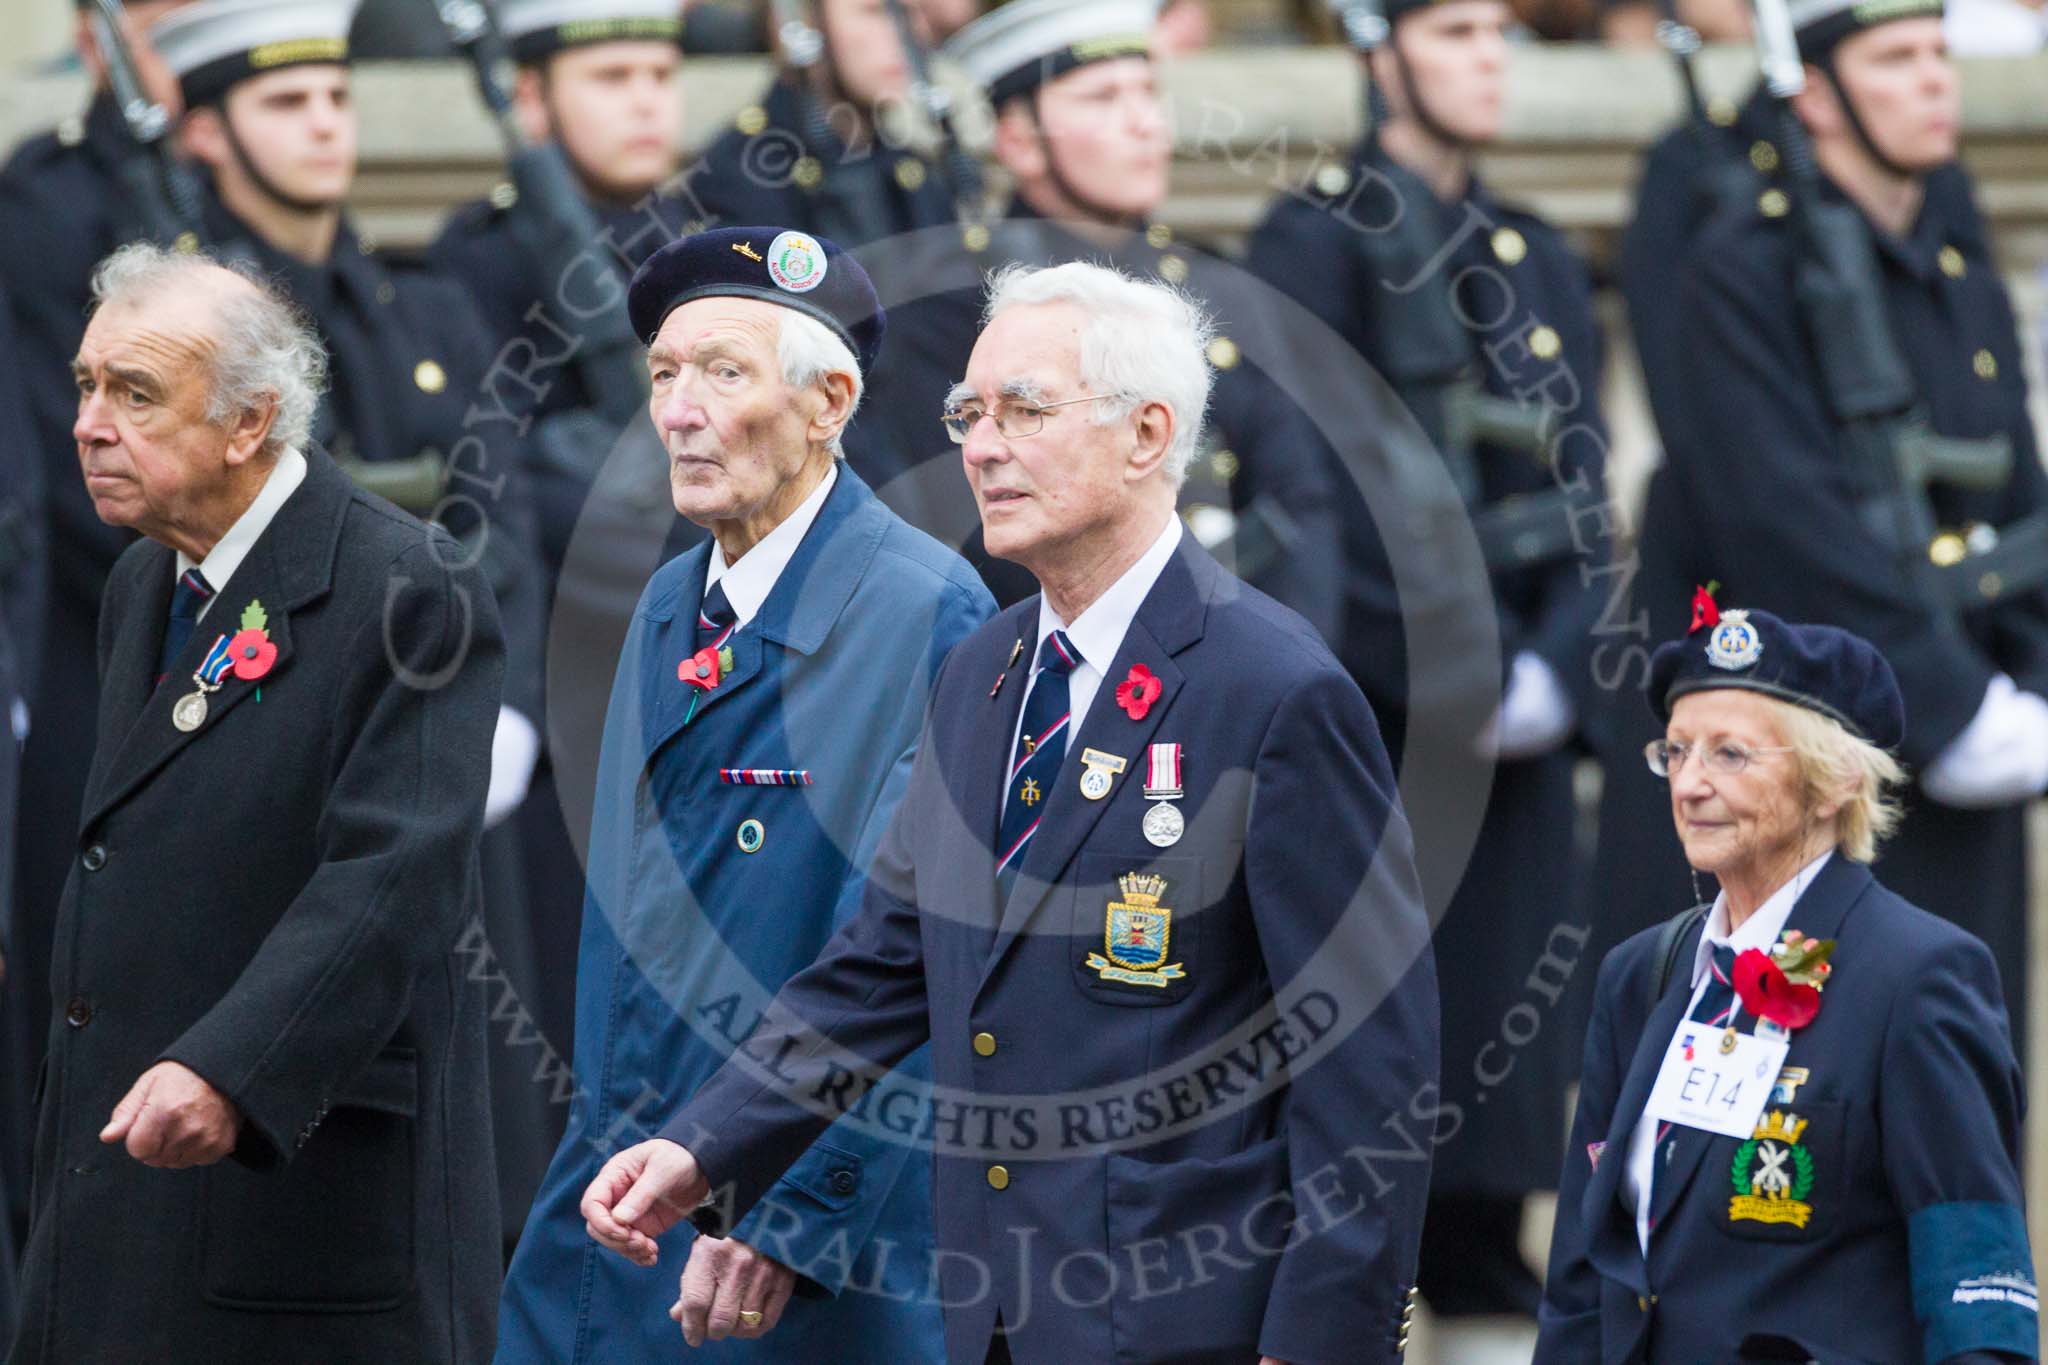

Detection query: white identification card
xmin=1643 ymin=1025 xmax=1791 ymax=1139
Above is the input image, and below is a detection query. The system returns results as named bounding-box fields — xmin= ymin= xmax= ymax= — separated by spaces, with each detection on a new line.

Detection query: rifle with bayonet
xmin=425 ymin=0 xmax=652 ymax=506
xmin=1751 ymin=0 xmax=2046 ymax=611
xmin=434 ymin=0 xmax=645 ymax=425
xmin=1653 ymin=0 xmax=1712 ymax=141
xmin=766 ymin=0 xmax=898 ymax=246
xmin=1324 ymin=0 xmax=1590 ymax=576
xmin=1653 ymin=0 xmax=1778 ymax=238
xmin=87 ymin=0 xmax=208 ymax=251
xmin=880 ymin=0 xmax=987 ymax=230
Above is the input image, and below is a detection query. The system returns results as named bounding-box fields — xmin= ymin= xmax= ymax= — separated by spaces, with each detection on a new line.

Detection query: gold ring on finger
xmin=739 ymin=1310 xmax=764 ymax=1327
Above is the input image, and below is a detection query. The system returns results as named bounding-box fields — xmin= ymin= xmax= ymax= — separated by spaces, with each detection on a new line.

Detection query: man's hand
xmin=669 ymin=1233 xmax=798 ymax=1346
xmin=100 ymin=1061 xmax=241 ymax=1168
xmin=581 ymin=1137 xmax=709 ymax=1267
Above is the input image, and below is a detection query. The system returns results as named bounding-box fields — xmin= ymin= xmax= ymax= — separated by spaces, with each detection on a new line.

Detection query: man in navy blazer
xmin=580 ymin=260 xmax=1441 ymax=1364
xmin=495 ymin=228 xmax=993 ymax=1362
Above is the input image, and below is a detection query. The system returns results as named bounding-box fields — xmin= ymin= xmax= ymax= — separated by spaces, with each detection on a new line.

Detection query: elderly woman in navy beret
xmin=1538 ymin=596 xmax=2037 ymax=1364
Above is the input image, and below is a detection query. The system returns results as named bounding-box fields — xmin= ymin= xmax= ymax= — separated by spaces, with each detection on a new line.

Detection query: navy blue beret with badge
xmin=1648 ymin=588 xmax=1906 ymax=751
xmin=625 ymin=227 xmax=886 ymax=375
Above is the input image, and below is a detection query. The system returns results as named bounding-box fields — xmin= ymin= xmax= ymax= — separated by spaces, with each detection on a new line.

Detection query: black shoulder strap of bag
xmin=1651 ymin=903 xmax=1711 ymax=1001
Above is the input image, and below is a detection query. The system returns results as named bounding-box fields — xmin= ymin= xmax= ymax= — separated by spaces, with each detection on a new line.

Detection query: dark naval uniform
xmin=0 ymin=283 xmax=36 ymax=1342
xmin=0 ymin=582 xmax=17 ymax=1346
xmin=1588 ymin=93 xmax=2001 ymax=1047
xmin=0 ymin=97 xmax=146 ymax=1090
xmin=432 ymin=179 xmax=698 ymax=1065
xmin=202 ymin=194 xmax=547 ymax=724
xmin=1590 ymin=176 xmax=2048 ymax=1039
xmin=1540 ymin=855 xmax=2036 ymax=1363
xmin=430 ymin=185 xmax=693 ymax=582
xmin=1620 ymin=90 xmax=1781 ymax=447
xmin=1248 ymin=151 xmax=1610 ymax=1312
xmin=847 ymin=203 xmax=1350 ymax=644
xmin=1620 ymin=88 xmax=1989 ymax=454
xmin=10 ymin=446 xmax=506 ymax=1364
xmin=682 ymin=77 xmax=956 ymax=249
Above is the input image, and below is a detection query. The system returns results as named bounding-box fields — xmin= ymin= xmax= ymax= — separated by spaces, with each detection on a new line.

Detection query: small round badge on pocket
xmin=736 ymin=819 xmax=765 ymax=854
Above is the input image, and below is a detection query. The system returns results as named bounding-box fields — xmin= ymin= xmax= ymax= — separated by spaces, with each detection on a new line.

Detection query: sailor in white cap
xmin=493 ymin=0 xmax=685 ymax=206
xmin=945 ymin=0 xmax=1165 ymax=232
xmin=430 ymin=0 xmax=690 ymax=544
xmin=148 ymin=0 xmax=356 ymax=111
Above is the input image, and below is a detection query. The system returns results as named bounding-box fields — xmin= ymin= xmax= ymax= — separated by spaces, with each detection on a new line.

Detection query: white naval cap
xmin=150 ymin=0 xmax=362 ymax=107
xmin=1786 ymin=0 xmax=1945 ymax=55
xmin=942 ymin=0 xmax=1161 ymax=106
xmin=496 ymin=0 xmax=684 ymax=64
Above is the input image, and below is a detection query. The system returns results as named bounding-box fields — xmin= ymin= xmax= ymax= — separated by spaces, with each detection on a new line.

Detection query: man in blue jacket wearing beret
xmin=494 ymin=227 xmax=993 ymax=1362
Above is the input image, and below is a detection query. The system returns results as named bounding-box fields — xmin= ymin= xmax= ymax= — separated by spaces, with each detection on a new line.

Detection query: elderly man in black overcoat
xmin=7 ymin=243 xmax=505 ymax=1363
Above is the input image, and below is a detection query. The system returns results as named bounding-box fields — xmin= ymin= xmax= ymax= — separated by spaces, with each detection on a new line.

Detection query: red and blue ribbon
xmin=719 ymin=769 xmax=814 ymax=786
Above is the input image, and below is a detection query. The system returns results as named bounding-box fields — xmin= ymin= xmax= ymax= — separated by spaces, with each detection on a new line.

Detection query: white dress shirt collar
xmin=1690 ymin=848 xmax=1836 ymax=988
xmin=175 ymin=446 xmax=309 ymax=622
xmin=1035 ymin=511 xmax=1184 ymax=681
xmin=705 ymin=463 xmax=838 ymax=629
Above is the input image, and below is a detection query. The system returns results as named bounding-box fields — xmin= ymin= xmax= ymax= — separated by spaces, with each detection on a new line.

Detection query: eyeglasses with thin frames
xmin=941 ymin=394 xmax=1106 ymax=443
xmin=1644 ymin=738 xmax=1794 ymax=778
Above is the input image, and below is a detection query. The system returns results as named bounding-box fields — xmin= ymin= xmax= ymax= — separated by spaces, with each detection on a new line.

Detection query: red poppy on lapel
xmin=1732 ymin=930 xmax=1832 ymax=1030
xmin=1116 ymin=664 xmax=1162 ymax=720
xmin=227 ymin=629 xmax=277 ymax=681
xmin=228 ymin=602 xmax=278 ymax=681
xmin=679 ymin=645 xmax=723 ymax=691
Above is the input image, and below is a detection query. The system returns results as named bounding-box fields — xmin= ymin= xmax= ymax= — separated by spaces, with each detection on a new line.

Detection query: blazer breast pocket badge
xmin=1085 ymin=873 xmax=1185 ymax=988
xmin=1727 ymin=1108 xmax=1818 ymax=1231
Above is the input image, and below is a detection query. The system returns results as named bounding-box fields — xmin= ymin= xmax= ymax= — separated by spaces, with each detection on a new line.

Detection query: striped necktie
xmin=156 ymin=567 xmax=214 ymax=690
xmin=995 ymin=630 xmax=1080 ymax=898
xmin=699 ymin=578 xmax=736 ymax=652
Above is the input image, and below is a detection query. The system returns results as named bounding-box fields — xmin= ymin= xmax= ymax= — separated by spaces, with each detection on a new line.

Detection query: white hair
xmin=89 ymin=242 xmax=328 ymax=459
xmin=979 ymin=260 xmax=1215 ymax=485
xmin=777 ymin=310 xmax=864 ymax=460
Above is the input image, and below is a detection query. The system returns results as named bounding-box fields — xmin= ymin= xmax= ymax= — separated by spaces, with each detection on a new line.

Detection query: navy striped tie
xmin=699 ymin=579 xmax=736 ymax=652
xmin=995 ymin=631 xmax=1080 ymax=899
xmin=1649 ymin=942 xmax=1741 ymax=1219
xmin=156 ymin=567 xmax=214 ymax=690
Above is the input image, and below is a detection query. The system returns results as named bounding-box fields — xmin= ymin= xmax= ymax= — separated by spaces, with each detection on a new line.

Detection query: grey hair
xmin=1770 ymin=698 xmax=1908 ymax=863
xmin=777 ymin=311 xmax=864 ymax=460
xmin=979 ymin=260 xmax=1215 ymax=486
xmin=89 ymin=242 xmax=328 ymax=458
